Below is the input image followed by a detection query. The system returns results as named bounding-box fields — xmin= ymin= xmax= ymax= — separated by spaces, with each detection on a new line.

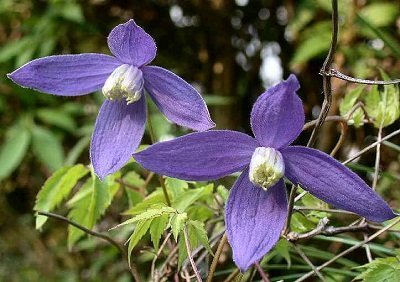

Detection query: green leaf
xmin=34 ymin=164 xmax=89 ymax=229
xmin=290 ymin=212 xmax=315 ymax=233
xmin=188 ymin=220 xmax=213 ymax=255
xmin=36 ymin=108 xmax=76 ymax=132
xmin=365 ymin=80 xmax=399 ymax=128
xmin=360 ymin=3 xmax=399 ymax=27
xmin=123 ymin=171 xmax=145 ymax=188
xmin=150 ymin=214 xmax=169 ymax=251
xmin=124 ymin=189 xmax=167 ymax=215
xmin=171 ymin=213 xmax=188 ymax=241
xmin=339 ymin=86 xmax=364 ymax=116
xmin=0 ymin=122 xmax=31 ymax=181
xmin=276 ymin=240 xmax=291 ymax=267
xmin=165 ymin=177 xmax=188 ymax=199
xmin=125 ymin=188 xmax=144 ymax=208
xmin=127 ymin=219 xmax=153 ymax=267
xmin=67 ymin=173 xmax=120 ymax=248
xmin=216 ymin=185 xmax=229 ymax=202
xmin=187 ymin=205 xmax=214 ymax=222
xmin=114 ymin=206 xmax=175 ymax=229
xmin=32 ymin=126 xmax=65 ymax=171
xmin=354 ymin=257 xmax=400 ymax=281
xmin=172 ymin=184 xmax=213 ymax=212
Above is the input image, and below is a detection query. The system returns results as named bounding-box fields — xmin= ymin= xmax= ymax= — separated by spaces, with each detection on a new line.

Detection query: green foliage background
xmin=0 ymin=0 xmax=399 ymax=281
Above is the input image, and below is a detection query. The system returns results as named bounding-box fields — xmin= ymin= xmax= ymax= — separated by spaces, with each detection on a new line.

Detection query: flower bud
xmin=249 ymin=147 xmax=285 ymax=190
xmin=102 ymin=64 xmax=143 ymax=104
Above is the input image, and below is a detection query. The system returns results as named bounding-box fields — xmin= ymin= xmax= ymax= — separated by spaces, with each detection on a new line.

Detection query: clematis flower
xmin=133 ymin=74 xmax=396 ymax=271
xmin=7 ymin=20 xmax=214 ymax=179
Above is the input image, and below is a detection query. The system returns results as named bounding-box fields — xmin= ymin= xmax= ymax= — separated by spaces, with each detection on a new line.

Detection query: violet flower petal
xmin=134 ymin=130 xmax=257 ymax=181
xmin=250 ymin=74 xmax=304 ymax=149
xmin=282 ymin=146 xmax=396 ymax=222
xmin=91 ymin=96 xmax=146 ymax=180
xmin=7 ymin=54 xmax=121 ymax=96
xmin=107 ymin=19 xmax=157 ymax=67
xmin=226 ymin=169 xmax=288 ymax=272
xmin=142 ymin=66 xmax=215 ymax=131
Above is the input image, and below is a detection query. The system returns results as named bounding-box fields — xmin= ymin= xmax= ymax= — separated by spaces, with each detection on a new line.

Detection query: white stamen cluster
xmin=102 ymin=64 xmax=143 ymax=104
xmin=249 ymin=147 xmax=285 ymax=190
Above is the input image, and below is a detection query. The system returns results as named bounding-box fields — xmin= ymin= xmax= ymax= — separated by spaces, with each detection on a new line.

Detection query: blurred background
xmin=0 ymin=0 xmax=399 ymax=281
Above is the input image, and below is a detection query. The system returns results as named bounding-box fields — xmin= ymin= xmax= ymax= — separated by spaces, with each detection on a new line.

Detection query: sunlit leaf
xmin=127 ymin=219 xmax=153 ymax=267
xmin=34 ymin=164 xmax=89 ymax=229
xmin=150 ymin=214 xmax=169 ymax=251
xmin=171 ymin=213 xmax=187 ymax=241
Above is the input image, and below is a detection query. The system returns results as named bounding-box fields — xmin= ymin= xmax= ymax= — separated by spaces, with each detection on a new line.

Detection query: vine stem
xmin=183 ymin=227 xmax=203 ymax=282
xmin=294 ymin=216 xmax=400 ymax=282
xmin=284 ymin=0 xmax=339 ymax=234
xmin=37 ymin=211 xmax=141 ymax=282
xmin=146 ymin=110 xmax=172 ymax=206
xmin=206 ymin=232 xmax=228 ymax=282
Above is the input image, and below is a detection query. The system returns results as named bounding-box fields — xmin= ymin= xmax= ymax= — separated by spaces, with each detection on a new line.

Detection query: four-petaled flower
xmin=134 ymin=74 xmax=395 ymax=271
xmin=8 ymin=19 xmax=215 ymax=179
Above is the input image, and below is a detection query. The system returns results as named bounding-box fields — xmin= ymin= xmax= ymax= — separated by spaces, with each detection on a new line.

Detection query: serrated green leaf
xmin=172 ymin=184 xmax=213 ymax=212
xmin=36 ymin=108 xmax=76 ymax=132
xmin=32 ymin=126 xmax=65 ymax=171
xmin=276 ymin=240 xmax=291 ymax=267
xmin=0 ymin=122 xmax=31 ymax=181
xmin=150 ymin=214 xmax=169 ymax=251
xmin=34 ymin=164 xmax=89 ymax=229
xmin=165 ymin=177 xmax=188 ymax=199
xmin=187 ymin=205 xmax=214 ymax=222
xmin=177 ymin=232 xmax=187 ymax=270
xmin=123 ymin=171 xmax=145 ymax=188
xmin=354 ymin=257 xmax=400 ymax=281
xmin=67 ymin=173 xmax=120 ymax=248
xmin=188 ymin=220 xmax=213 ymax=255
xmin=171 ymin=213 xmax=187 ymax=241
xmin=290 ymin=212 xmax=315 ymax=233
xmin=339 ymin=86 xmax=365 ymax=116
xmin=124 ymin=189 xmax=167 ymax=215
xmin=127 ymin=219 xmax=153 ymax=267
xmin=365 ymin=81 xmax=399 ymax=128
xmin=114 ymin=206 xmax=175 ymax=229
xmin=216 ymin=185 xmax=229 ymax=202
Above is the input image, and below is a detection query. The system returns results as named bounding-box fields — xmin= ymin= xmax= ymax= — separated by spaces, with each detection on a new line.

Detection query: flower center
xmin=249 ymin=147 xmax=285 ymax=190
xmin=102 ymin=64 xmax=143 ymax=104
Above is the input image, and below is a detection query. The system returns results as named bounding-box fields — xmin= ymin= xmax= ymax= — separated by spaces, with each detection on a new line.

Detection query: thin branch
xmin=151 ymin=232 xmax=172 ymax=281
xmin=283 ymin=184 xmax=297 ymax=234
xmin=292 ymin=244 xmax=326 ymax=281
xmin=307 ymin=0 xmax=338 ymax=147
xmin=255 ymin=262 xmax=271 ymax=282
xmin=330 ymin=121 xmax=348 ymax=157
xmin=327 ymin=69 xmax=400 ymax=85
xmin=294 ymin=217 xmax=400 ymax=282
xmin=343 ymin=128 xmax=400 ymax=165
xmin=222 ymin=269 xmax=240 ymax=282
xmin=37 ymin=211 xmax=141 ymax=282
xmin=206 ymin=232 xmax=228 ymax=282
xmin=294 ymin=206 xmax=356 ymax=215
xmin=183 ymin=227 xmax=203 ymax=282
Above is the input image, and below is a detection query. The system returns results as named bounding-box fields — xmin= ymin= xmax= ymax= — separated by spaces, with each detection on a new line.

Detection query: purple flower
xmin=133 ymin=74 xmax=395 ymax=271
xmin=7 ymin=20 xmax=215 ymax=179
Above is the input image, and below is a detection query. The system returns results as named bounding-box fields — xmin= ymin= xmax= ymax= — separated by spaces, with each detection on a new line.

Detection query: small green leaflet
xmin=34 ymin=164 xmax=89 ymax=229
xmin=0 ymin=122 xmax=31 ymax=181
xmin=124 ymin=189 xmax=167 ymax=215
xmin=354 ymin=256 xmax=400 ymax=281
xmin=171 ymin=213 xmax=188 ymax=241
xmin=339 ymin=86 xmax=365 ymax=127
xmin=165 ymin=177 xmax=189 ymax=198
xmin=113 ymin=206 xmax=176 ymax=229
xmin=365 ymin=73 xmax=399 ymax=128
xmin=172 ymin=184 xmax=213 ymax=212
xmin=149 ymin=214 xmax=169 ymax=251
xmin=188 ymin=220 xmax=213 ymax=255
xmin=127 ymin=219 xmax=153 ymax=267
xmin=67 ymin=172 xmax=120 ymax=248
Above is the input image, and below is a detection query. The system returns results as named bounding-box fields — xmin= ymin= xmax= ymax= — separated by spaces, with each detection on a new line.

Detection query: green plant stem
xmin=207 ymin=232 xmax=228 ymax=282
xmin=146 ymin=113 xmax=172 ymax=206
